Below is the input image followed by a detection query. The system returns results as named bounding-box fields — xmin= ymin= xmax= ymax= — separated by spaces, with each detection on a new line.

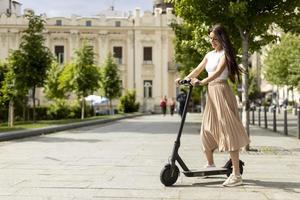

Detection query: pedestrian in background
xmin=176 ymin=89 xmax=187 ymax=117
xmin=160 ymin=96 xmax=167 ymax=116
xmin=169 ymin=98 xmax=176 ymax=116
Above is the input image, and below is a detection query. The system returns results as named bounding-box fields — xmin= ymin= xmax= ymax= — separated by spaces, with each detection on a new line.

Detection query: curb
xmin=0 ymin=113 xmax=144 ymax=142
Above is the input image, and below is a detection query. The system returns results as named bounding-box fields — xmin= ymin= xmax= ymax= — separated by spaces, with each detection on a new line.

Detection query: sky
xmin=19 ymin=0 xmax=154 ymax=17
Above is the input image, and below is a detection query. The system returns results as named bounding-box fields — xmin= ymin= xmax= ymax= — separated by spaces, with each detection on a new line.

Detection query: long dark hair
xmin=209 ymin=24 xmax=242 ymax=83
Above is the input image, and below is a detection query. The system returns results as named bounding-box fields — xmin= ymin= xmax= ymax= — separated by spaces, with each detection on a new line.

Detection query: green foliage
xmin=46 ymin=99 xmax=95 ymax=120
xmin=100 ymin=53 xmax=122 ymax=101
xmin=12 ymin=13 xmax=53 ymax=90
xmin=58 ymin=43 xmax=101 ymax=119
xmin=118 ymin=90 xmax=139 ymax=113
xmin=0 ymin=62 xmax=9 ymax=104
xmin=0 ymin=61 xmax=6 ymax=85
xmin=58 ymin=63 xmax=75 ymax=92
xmin=44 ymin=62 xmax=66 ymax=100
xmin=8 ymin=12 xmax=53 ymax=122
xmin=264 ymin=33 xmax=300 ymax=90
xmin=171 ymin=22 xmax=210 ymax=77
xmin=46 ymin=100 xmax=79 ymax=119
xmin=60 ymin=44 xmax=101 ymax=98
xmin=171 ymin=0 xmax=299 ymax=52
xmin=0 ymin=57 xmax=28 ymax=104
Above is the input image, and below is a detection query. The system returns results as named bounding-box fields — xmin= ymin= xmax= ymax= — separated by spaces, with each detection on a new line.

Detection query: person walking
xmin=169 ymin=98 xmax=176 ymax=116
xmin=175 ymin=24 xmax=250 ymax=187
xmin=176 ymin=89 xmax=187 ymax=117
xmin=160 ymin=96 xmax=167 ymax=116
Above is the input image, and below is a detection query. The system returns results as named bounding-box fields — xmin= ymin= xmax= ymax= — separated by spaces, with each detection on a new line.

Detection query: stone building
xmin=0 ymin=0 xmax=179 ymax=112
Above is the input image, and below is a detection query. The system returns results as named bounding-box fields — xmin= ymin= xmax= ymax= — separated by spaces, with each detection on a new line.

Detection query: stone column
xmin=98 ymin=31 xmax=108 ymax=66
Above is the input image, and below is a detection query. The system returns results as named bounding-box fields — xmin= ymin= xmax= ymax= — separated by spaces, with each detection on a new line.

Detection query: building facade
xmin=0 ymin=0 xmax=179 ymax=112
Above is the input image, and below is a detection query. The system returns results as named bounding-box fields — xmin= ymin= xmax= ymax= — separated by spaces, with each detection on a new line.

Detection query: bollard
xmin=298 ymin=106 xmax=300 ymax=139
xmin=258 ymin=107 xmax=261 ymax=127
xmin=273 ymin=106 xmax=277 ymax=132
xmin=283 ymin=106 xmax=288 ymax=136
xmin=264 ymin=106 xmax=268 ymax=129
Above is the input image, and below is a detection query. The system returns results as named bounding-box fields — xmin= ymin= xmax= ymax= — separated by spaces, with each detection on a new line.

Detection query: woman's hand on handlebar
xmin=191 ymin=78 xmax=203 ymax=86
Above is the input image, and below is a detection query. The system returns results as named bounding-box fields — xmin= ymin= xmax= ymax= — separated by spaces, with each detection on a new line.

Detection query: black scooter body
xmin=160 ymin=80 xmax=244 ymax=186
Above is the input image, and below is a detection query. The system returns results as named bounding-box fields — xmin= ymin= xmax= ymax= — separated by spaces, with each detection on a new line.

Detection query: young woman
xmin=176 ymin=24 xmax=250 ymax=187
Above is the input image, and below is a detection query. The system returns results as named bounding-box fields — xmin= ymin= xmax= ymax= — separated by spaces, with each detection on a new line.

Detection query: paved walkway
xmin=0 ymin=113 xmax=299 ymax=199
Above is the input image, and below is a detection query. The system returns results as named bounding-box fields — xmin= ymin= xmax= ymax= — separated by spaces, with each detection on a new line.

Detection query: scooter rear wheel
xmin=160 ymin=164 xmax=179 ymax=186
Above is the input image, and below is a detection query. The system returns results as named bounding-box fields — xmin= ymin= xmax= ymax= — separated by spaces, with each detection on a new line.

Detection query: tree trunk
xmin=8 ymin=99 xmax=14 ymax=127
xmin=291 ymin=87 xmax=294 ymax=106
xmin=240 ymin=30 xmax=250 ymax=151
xmin=109 ymin=99 xmax=113 ymax=115
xmin=22 ymin=97 xmax=27 ymax=121
xmin=81 ymin=97 xmax=85 ymax=119
xmin=32 ymin=87 xmax=36 ymax=122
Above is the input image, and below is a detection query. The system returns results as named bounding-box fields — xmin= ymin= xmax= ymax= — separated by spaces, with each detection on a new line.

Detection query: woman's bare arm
xmin=185 ymin=56 xmax=208 ymax=79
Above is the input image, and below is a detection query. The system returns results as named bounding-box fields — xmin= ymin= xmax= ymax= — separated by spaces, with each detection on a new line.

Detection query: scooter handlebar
xmin=178 ymin=79 xmax=191 ymax=85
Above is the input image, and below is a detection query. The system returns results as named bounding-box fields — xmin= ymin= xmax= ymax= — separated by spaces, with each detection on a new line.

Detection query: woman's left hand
xmin=191 ymin=78 xmax=201 ymax=86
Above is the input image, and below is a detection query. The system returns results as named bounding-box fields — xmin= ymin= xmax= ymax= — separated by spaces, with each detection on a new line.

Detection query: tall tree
xmin=264 ymin=33 xmax=300 ymax=90
xmin=11 ymin=11 xmax=53 ymax=122
xmin=170 ymin=0 xmax=299 ymax=143
xmin=59 ymin=43 xmax=101 ymax=119
xmin=0 ymin=57 xmax=27 ymax=127
xmin=100 ymin=53 xmax=122 ymax=114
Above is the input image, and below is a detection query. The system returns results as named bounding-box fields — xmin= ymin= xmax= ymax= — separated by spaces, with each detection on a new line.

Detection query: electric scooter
xmin=160 ymin=79 xmax=244 ymax=186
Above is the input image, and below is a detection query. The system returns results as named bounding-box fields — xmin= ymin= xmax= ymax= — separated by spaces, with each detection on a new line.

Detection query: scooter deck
xmin=183 ymin=167 xmax=228 ymax=177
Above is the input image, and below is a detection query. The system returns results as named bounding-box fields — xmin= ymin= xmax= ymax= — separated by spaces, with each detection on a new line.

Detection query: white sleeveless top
xmin=205 ymin=50 xmax=228 ymax=80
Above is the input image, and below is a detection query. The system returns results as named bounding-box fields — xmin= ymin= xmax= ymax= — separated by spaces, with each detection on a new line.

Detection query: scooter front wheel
xmin=160 ymin=164 xmax=179 ymax=186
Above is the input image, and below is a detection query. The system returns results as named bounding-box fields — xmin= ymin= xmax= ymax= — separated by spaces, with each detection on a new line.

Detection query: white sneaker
xmin=204 ymin=164 xmax=216 ymax=168
xmin=222 ymin=174 xmax=243 ymax=187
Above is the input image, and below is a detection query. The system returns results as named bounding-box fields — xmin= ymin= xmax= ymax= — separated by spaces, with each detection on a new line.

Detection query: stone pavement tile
xmin=94 ymin=188 xmax=180 ymax=199
xmin=90 ymin=174 xmax=163 ymax=190
xmin=217 ymin=190 xmax=269 ymax=200
xmin=0 ymin=195 xmax=75 ymax=200
xmin=17 ymin=180 xmax=92 ymax=188
xmin=0 ymin=188 xmax=19 ymax=196
xmin=15 ymin=188 xmax=99 ymax=199
xmin=244 ymin=188 xmax=300 ymax=200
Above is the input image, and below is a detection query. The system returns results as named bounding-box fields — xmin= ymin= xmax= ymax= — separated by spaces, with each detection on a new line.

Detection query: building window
xmin=113 ymin=46 xmax=123 ymax=64
xmin=143 ymin=47 xmax=152 ymax=64
xmin=144 ymin=80 xmax=153 ymax=98
xmin=86 ymin=20 xmax=92 ymax=27
xmin=54 ymin=45 xmax=64 ymax=64
xmin=87 ymin=45 xmax=94 ymax=51
xmin=115 ymin=21 xmax=121 ymax=27
xmin=55 ymin=20 xmax=62 ymax=26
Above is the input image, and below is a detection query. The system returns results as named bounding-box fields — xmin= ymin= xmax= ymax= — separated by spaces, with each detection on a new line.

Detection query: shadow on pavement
xmin=19 ymin=136 xmax=103 ymax=143
xmin=172 ymin=178 xmax=300 ymax=191
xmin=67 ymin=121 xmax=202 ymax=135
xmin=243 ymin=179 xmax=300 ymax=192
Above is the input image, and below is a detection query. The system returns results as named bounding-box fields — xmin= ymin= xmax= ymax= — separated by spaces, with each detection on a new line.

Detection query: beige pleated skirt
xmin=200 ymin=80 xmax=250 ymax=152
